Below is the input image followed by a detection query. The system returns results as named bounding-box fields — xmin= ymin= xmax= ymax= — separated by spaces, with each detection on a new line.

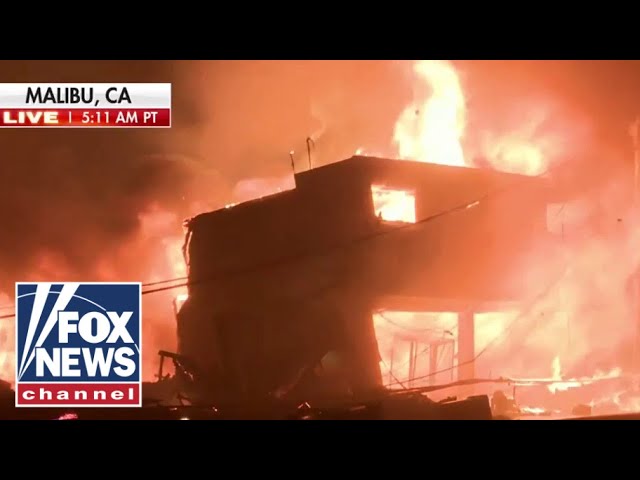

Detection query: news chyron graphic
xmin=15 ymin=282 xmax=142 ymax=407
xmin=0 ymin=83 xmax=171 ymax=128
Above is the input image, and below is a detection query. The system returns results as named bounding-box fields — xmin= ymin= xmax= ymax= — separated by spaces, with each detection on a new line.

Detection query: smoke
xmin=477 ymin=176 xmax=639 ymax=379
xmin=182 ymin=60 xmax=413 ymax=178
xmin=0 ymin=61 xmax=409 ymax=381
xmin=1 ymin=61 xmax=635 ymax=285
xmin=0 ymin=61 xmax=203 ymax=381
xmin=0 ymin=61 xmax=202 ymax=292
xmin=456 ymin=61 xmax=640 ymax=382
xmin=363 ymin=61 xmax=640 ymax=402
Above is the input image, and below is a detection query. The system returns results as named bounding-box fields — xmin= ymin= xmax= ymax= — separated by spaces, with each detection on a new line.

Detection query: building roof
xmin=184 ymin=156 xmax=552 ymax=307
xmin=188 ymin=155 xmax=545 ymax=227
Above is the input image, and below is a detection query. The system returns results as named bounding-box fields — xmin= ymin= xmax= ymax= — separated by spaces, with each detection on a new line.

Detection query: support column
xmin=631 ymin=117 xmax=640 ymax=372
xmin=457 ymin=311 xmax=475 ymax=381
xmin=343 ymin=296 xmax=383 ymax=395
xmin=429 ymin=345 xmax=439 ymax=386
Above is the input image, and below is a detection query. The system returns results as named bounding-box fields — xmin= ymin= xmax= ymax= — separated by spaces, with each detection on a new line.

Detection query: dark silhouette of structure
xmin=176 ymin=156 xmax=551 ymax=403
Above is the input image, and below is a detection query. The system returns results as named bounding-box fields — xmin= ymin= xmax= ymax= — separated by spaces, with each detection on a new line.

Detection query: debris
xmin=0 ymin=379 xmax=13 ymax=406
xmin=491 ymin=390 xmax=520 ymax=418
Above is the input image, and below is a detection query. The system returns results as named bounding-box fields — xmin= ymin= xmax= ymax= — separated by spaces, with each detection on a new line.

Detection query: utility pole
xmin=630 ymin=117 xmax=640 ymax=371
xmin=457 ymin=310 xmax=475 ymax=381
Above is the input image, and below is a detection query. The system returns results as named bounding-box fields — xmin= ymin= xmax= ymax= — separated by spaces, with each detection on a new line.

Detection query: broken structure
xmin=176 ymin=156 xmax=551 ymax=403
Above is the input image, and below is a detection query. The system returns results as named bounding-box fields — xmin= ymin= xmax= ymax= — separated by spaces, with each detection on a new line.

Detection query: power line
xmin=141 ymin=277 xmax=188 ymax=287
xmin=379 ymin=187 xmax=612 ymax=389
xmin=0 ymin=166 xmax=602 ymax=394
xmin=375 ymin=310 xmax=456 ymax=335
xmin=0 ymin=169 xmax=546 ymax=320
xmin=139 ymin=173 xmax=545 ymax=297
xmin=0 ymin=276 xmax=189 ymax=315
xmin=379 ymin=357 xmax=409 ymax=390
xmin=382 ymin=269 xmax=565 ymax=390
xmin=0 ymin=275 xmax=346 ymax=321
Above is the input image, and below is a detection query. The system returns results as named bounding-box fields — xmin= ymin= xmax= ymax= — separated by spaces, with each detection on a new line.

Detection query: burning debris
xmin=491 ymin=390 xmax=520 ymax=418
xmin=56 ymin=413 xmax=79 ymax=421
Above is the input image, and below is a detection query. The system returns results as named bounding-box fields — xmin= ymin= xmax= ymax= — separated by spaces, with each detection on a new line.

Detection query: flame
xmin=392 ymin=60 xmax=555 ymax=175
xmin=175 ymin=292 xmax=189 ymax=313
xmin=551 ymin=355 xmax=562 ymax=380
xmin=545 ymin=356 xmax=622 ymax=394
xmin=393 ymin=60 xmax=466 ymax=167
xmin=509 ymin=356 xmax=624 ymax=398
xmin=520 ymin=406 xmax=547 ymax=415
xmin=372 ymin=60 xmax=564 ymax=394
xmin=0 ymin=61 xmax=629 ymax=416
xmin=366 ymin=60 xmax=556 ymax=237
xmin=371 ymin=185 xmax=416 ymax=223
xmin=0 ymin=205 xmax=194 ymax=386
xmin=136 ymin=207 xmax=189 ymax=378
xmin=481 ymin=132 xmax=548 ymax=176
xmin=57 ymin=412 xmax=78 ymax=420
xmin=590 ymin=389 xmax=640 ymax=415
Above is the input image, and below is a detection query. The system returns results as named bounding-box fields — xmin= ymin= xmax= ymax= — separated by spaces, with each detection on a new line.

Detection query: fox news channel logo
xmin=15 ymin=282 xmax=142 ymax=407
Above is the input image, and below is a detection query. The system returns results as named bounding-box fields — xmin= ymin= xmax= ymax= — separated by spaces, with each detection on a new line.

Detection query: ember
xmin=56 ymin=413 xmax=78 ymax=421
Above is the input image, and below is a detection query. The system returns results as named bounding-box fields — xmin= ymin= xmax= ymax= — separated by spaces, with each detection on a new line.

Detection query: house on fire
xmin=176 ymin=155 xmax=552 ymax=402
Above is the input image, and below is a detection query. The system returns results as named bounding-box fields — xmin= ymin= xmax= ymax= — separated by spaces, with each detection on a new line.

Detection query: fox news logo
xmin=15 ymin=282 xmax=142 ymax=407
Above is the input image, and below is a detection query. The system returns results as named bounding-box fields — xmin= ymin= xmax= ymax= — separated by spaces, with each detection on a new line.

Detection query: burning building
xmin=175 ymin=154 xmax=553 ymax=403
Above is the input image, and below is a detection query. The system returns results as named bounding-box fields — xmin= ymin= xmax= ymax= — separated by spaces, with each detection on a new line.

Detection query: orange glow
xmin=394 ymin=61 xmax=466 ymax=167
xmin=496 ymin=356 xmax=623 ymax=395
xmin=0 ymin=61 xmax=634 ymax=417
xmin=137 ymin=208 xmax=188 ymax=380
xmin=175 ymin=293 xmax=189 ymax=313
xmin=392 ymin=60 xmax=555 ymax=177
xmin=523 ymin=356 xmax=623 ymax=395
xmin=372 ymin=60 xmax=556 ymax=248
xmin=373 ymin=311 xmax=458 ymax=388
xmin=371 ymin=185 xmax=416 ymax=223
xmin=373 ymin=60 xmax=640 ymax=414
xmin=0 ymin=220 xmax=191 ymax=386
xmin=176 ymin=293 xmax=188 ymax=302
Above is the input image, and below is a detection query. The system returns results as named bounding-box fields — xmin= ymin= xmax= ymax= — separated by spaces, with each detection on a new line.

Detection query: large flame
xmin=375 ymin=60 xmax=557 ymax=393
xmin=393 ymin=60 xmax=467 ymax=167
xmin=373 ymin=60 xmax=637 ymax=414
xmin=391 ymin=60 xmax=554 ymax=175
